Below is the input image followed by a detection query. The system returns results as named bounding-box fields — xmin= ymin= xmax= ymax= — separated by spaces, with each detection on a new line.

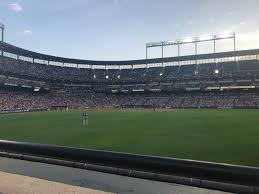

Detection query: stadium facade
xmin=1 ymin=41 xmax=259 ymax=90
xmin=1 ymin=39 xmax=259 ymax=110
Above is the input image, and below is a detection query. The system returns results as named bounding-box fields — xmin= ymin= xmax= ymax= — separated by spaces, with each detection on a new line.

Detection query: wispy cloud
xmin=239 ymin=21 xmax=246 ymax=25
xmin=237 ymin=32 xmax=259 ymax=50
xmin=227 ymin=25 xmax=238 ymax=32
xmin=9 ymin=3 xmax=23 ymax=12
xmin=227 ymin=10 xmax=238 ymax=16
xmin=113 ymin=0 xmax=119 ymax=4
xmin=23 ymin=30 xmax=32 ymax=36
xmin=208 ymin=18 xmax=215 ymax=24
xmin=113 ymin=0 xmax=129 ymax=6
xmin=188 ymin=20 xmax=198 ymax=25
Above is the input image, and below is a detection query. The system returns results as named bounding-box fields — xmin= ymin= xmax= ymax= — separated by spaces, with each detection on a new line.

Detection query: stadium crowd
xmin=1 ymin=56 xmax=259 ymax=83
xmin=0 ymin=89 xmax=259 ymax=111
xmin=1 ymin=53 xmax=259 ymax=111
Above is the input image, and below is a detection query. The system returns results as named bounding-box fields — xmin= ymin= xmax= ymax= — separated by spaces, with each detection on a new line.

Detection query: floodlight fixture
xmin=183 ymin=37 xmax=193 ymax=43
xmin=199 ymin=34 xmax=213 ymax=41
xmin=216 ymin=31 xmax=235 ymax=39
xmin=146 ymin=32 xmax=236 ymax=64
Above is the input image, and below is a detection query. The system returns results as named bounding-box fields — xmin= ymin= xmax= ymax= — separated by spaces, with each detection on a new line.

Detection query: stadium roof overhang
xmin=1 ymin=41 xmax=259 ymax=66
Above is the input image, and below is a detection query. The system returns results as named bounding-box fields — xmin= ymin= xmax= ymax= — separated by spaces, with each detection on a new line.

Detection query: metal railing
xmin=0 ymin=140 xmax=258 ymax=193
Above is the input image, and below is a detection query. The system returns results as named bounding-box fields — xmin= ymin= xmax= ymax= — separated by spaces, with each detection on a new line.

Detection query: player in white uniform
xmin=83 ymin=112 xmax=88 ymax=126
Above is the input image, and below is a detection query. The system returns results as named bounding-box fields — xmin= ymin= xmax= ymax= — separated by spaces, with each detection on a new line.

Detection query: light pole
xmin=0 ymin=23 xmax=4 ymax=42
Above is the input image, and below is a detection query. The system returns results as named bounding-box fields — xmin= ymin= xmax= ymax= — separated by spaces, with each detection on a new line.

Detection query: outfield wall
xmin=0 ymin=109 xmax=47 ymax=114
xmin=0 ymin=140 xmax=258 ymax=193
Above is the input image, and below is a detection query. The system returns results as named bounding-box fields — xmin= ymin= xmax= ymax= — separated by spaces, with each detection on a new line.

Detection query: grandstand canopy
xmin=1 ymin=41 xmax=259 ymax=67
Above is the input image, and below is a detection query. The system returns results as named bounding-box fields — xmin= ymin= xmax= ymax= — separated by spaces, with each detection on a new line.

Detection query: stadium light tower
xmin=0 ymin=23 xmax=4 ymax=42
xmin=146 ymin=32 xmax=236 ymax=65
xmin=0 ymin=23 xmax=4 ymax=56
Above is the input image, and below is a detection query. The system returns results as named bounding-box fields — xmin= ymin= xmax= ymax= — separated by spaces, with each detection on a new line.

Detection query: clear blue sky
xmin=0 ymin=0 xmax=258 ymax=60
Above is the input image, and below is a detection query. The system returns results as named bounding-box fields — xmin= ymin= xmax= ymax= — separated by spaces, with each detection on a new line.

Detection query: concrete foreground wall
xmin=0 ymin=157 xmax=231 ymax=194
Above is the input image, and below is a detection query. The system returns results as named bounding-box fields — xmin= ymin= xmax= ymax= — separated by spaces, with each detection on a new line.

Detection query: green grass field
xmin=0 ymin=109 xmax=259 ymax=167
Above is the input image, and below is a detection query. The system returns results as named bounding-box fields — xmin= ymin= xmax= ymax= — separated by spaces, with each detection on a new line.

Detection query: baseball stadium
xmin=0 ymin=1 xmax=259 ymax=193
xmin=1 ymin=26 xmax=259 ymax=166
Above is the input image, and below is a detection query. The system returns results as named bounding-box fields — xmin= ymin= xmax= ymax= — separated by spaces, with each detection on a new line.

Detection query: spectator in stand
xmin=1 ymin=89 xmax=259 ymax=111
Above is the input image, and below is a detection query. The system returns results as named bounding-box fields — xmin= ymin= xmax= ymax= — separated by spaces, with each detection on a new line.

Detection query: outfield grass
xmin=0 ymin=109 xmax=259 ymax=167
